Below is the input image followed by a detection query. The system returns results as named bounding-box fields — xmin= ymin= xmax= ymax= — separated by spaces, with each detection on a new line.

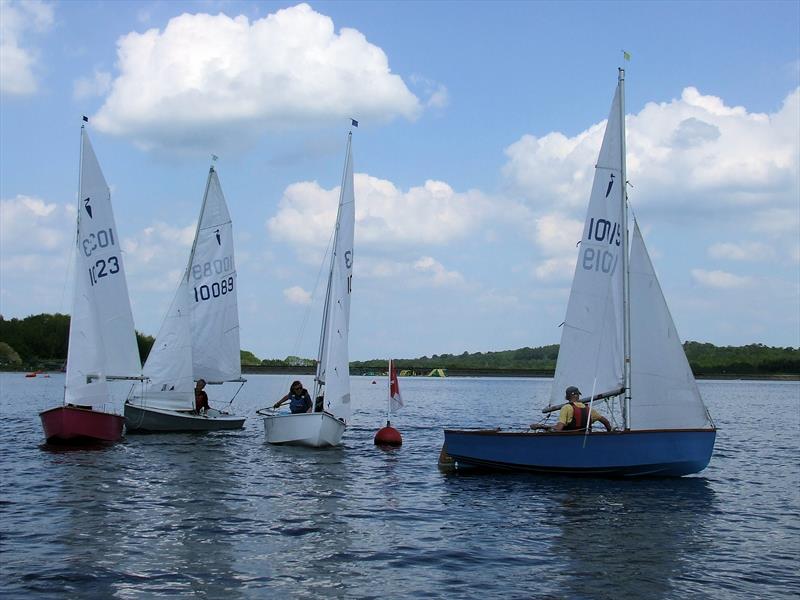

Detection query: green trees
xmin=1 ymin=313 xmax=798 ymax=376
xmin=350 ymin=342 xmax=798 ymax=377
xmin=0 ymin=314 xmax=153 ymax=367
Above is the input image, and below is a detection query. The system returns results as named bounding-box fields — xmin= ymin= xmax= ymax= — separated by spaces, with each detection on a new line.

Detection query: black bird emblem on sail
xmin=215 ymin=229 xmax=221 ymax=245
xmin=605 ymin=174 xmax=615 ymax=198
xmin=84 ymin=197 xmax=93 ymax=218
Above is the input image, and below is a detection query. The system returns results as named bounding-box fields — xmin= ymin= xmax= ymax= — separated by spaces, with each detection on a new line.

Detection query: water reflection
xmin=257 ymin=444 xmax=354 ymax=598
xmin=44 ymin=445 xmax=131 ymax=599
xmin=112 ymin=433 xmax=244 ymax=599
xmin=549 ymin=477 xmax=716 ymax=600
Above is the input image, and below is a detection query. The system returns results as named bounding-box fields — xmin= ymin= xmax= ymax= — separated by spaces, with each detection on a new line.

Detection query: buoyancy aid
xmin=563 ymin=401 xmax=591 ymax=431
xmin=289 ymin=391 xmax=312 ymax=414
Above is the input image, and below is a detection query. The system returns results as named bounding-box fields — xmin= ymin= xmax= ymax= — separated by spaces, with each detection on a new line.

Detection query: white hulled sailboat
xmin=262 ymin=131 xmax=355 ymax=447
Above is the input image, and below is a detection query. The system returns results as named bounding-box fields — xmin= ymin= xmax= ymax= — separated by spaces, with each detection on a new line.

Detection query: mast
xmin=313 ymin=131 xmax=353 ymax=401
xmin=619 ymin=67 xmax=632 ymax=430
xmin=185 ymin=165 xmax=215 ymax=284
xmin=65 ymin=123 xmax=86 ymax=404
xmin=386 ymin=358 xmax=392 ymax=425
xmin=313 ymin=257 xmax=334 ymax=399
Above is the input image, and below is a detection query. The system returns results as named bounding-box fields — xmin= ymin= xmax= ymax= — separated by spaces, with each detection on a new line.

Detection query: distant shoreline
xmin=240 ymin=366 xmax=798 ymax=381
xmin=2 ymin=366 xmax=796 ymax=382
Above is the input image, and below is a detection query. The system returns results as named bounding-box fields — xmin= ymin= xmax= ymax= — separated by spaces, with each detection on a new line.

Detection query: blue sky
xmin=1 ymin=0 xmax=798 ymax=361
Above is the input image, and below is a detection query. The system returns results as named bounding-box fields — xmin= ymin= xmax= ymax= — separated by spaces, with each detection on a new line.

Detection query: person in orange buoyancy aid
xmin=554 ymin=386 xmax=613 ymax=432
xmin=194 ymin=379 xmax=211 ymax=414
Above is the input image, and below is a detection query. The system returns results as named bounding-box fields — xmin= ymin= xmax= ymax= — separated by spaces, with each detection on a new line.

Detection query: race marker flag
xmin=389 ymin=359 xmax=404 ymax=412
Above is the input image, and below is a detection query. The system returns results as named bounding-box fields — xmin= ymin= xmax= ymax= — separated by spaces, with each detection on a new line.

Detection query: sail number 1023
xmin=193 ymin=276 xmax=234 ymax=302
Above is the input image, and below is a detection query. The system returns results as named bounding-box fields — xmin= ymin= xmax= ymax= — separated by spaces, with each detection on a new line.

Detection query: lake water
xmin=0 ymin=373 xmax=798 ymax=599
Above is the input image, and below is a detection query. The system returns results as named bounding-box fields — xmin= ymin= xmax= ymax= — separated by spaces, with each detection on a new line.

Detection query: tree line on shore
xmin=1 ymin=313 xmax=798 ymax=377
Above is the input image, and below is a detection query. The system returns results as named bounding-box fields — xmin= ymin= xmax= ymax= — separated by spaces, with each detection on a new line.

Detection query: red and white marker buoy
xmin=374 ymin=359 xmax=404 ymax=447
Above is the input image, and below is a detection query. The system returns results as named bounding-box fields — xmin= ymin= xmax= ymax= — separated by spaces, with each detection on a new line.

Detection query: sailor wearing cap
xmin=553 ymin=386 xmax=612 ymax=432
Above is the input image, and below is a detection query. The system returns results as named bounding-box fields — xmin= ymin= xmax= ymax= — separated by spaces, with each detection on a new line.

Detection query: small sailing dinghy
xmin=125 ymin=165 xmax=245 ymax=432
xmin=444 ymin=69 xmax=716 ymax=477
xmin=262 ymin=131 xmax=355 ymax=447
xmin=40 ymin=123 xmax=143 ymax=443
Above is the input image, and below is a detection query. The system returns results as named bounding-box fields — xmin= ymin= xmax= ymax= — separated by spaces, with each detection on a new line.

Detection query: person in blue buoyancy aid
xmin=553 ymin=386 xmax=613 ymax=432
xmin=273 ymin=380 xmax=312 ymax=414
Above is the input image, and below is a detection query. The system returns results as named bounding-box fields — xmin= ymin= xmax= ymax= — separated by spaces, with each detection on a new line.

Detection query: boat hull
xmin=124 ymin=402 xmax=245 ymax=432
xmin=39 ymin=405 xmax=125 ymax=443
xmin=442 ymin=428 xmax=716 ymax=477
xmin=263 ymin=412 xmax=345 ymax=447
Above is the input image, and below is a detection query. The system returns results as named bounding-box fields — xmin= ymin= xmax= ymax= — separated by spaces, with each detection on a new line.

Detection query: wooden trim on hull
xmin=444 ymin=427 xmax=717 ymax=436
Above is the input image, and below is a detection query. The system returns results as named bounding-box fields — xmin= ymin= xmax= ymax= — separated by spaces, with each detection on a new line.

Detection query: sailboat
xmin=124 ymin=165 xmax=246 ymax=432
xmin=39 ymin=122 xmax=143 ymax=443
xmin=262 ymin=131 xmax=355 ymax=447
xmin=443 ymin=69 xmax=716 ymax=477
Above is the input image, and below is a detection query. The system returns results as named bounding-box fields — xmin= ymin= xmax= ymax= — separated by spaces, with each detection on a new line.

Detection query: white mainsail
xmin=189 ymin=169 xmax=240 ymax=382
xmin=65 ymin=128 xmax=141 ymax=408
xmin=139 ymin=167 xmax=240 ymax=411
xmin=629 ymin=219 xmax=712 ymax=429
xmin=315 ymin=134 xmax=355 ymax=423
xmin=550 ymin=72 xmax=711 ymax=432
xmin=550 ymin=85 xmax=625 ymax=406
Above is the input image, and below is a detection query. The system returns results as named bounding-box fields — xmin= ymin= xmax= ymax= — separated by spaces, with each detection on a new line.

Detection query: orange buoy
xmin=374 ymin=423 xmax=402 ymax=446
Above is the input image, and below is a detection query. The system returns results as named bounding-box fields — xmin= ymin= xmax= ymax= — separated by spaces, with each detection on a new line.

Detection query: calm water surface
xmin=0 ymin=373 xmax=798 ymax=599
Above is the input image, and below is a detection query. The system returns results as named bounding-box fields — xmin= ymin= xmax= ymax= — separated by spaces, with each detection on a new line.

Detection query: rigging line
xmin=225 ymin=380 xmax=246 ymax=408
xmin=278 ymin=225 xmax=336 ymax=394
xmin=582 ymin=376 xmax=599 ymax=448
xmin=60 ymin=127 xmax=84 ymax=317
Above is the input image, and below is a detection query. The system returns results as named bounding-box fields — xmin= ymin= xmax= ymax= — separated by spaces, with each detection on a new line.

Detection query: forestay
xmin=629 ymin=220 xmax=712 ymax=429
xmin=65 ymin=129 xmax=141 ymax=408
xmin=315 ymin=134 xmax=355 ymax=423
xmin=550 ymin=85 xmax=625 ymax=406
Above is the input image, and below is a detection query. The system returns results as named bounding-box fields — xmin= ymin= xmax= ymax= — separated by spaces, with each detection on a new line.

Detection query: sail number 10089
xmin=193 ymin=276 xmax=234 ymax=302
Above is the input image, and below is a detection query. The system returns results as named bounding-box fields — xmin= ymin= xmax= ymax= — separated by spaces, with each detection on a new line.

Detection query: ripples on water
xmin=0 ymin=374 xmax=798 ymax=599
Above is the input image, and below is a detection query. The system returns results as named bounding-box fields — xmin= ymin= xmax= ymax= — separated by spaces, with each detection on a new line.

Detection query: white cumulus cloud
xmin=93 ymin=3 xmax=421 ymax=151
xmin=123 ymin=221 xmax=196 ymax=293
xmin=504 ymin=86 xmax=800 ymax=283
xmin=283 ymin=285 xmax=311 ymax=305
xmin=73 ymin=69 xmax=112 ymax=100
xmin=0 ymin=0 xmax=54 ymax=95
xmin=691 ymin=269 xmax=753 ymax=289
xmin=529 ymin=213 xmax=583 ymax=281
xmin=412 ymin=256 xmax=464 ymax=287
xmin=267 ymin=173 xmax=491 ymax=251
xmin=504 ymin=86 xmax=800 ymax=214
xmin=0 ymin=195 xmax=68 ymax=252
xmin=707 ymin=242 xmax=775 ymax=262
xmin=0 ymin=194 xmax=73 ymax=317
xmin=358 ymin=255 xmax=465 ymax=289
